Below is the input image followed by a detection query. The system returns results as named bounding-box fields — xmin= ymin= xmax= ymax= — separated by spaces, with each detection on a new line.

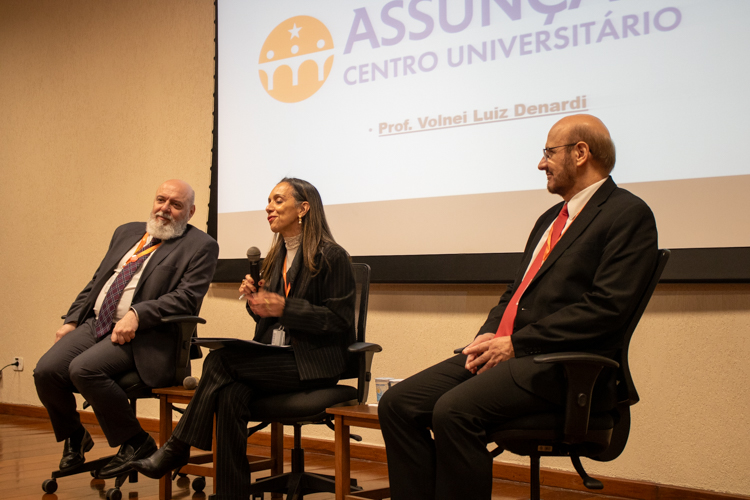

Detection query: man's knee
xmin=33 ymin=349 xmax=66 ymax=388
xmin=377 ymin=382 xmax=401 ymax=417
xmin=432 ymin=389 xmax=473 ymax=435
xmin=68 ymin=355 xmax=96 ymax=388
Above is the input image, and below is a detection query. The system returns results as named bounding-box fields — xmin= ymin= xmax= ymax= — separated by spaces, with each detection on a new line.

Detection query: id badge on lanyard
xmin=272 ymin=326 xmax=286 ymax=346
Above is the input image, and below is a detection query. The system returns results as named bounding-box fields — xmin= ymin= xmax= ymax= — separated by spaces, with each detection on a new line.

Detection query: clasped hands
xmin=239 ymin=275 xmax=286 ymax=317
xmin=462 ymin=332 xmax=515 ymax=375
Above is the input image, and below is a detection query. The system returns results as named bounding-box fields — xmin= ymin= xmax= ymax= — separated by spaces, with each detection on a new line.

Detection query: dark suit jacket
xmin=247 ymin=242 xmax=356 ymax=381
xmin=477 ymin=177 xmax=658 ymax=407
xmin=64 ymin=222 xmax=219 ymax=387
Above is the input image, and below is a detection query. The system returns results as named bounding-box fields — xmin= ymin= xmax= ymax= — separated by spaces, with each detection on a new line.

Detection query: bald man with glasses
xmin=379 ymin=114 xmax=658 ymax=500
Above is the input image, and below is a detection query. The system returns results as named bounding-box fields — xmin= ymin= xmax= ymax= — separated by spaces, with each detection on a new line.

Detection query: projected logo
xmin=258 ymin=16 xmax=334 ymax=103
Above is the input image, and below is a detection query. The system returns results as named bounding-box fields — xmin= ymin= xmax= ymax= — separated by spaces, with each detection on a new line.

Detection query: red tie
xmin=495 ymin=204 xmax=569 ymax=338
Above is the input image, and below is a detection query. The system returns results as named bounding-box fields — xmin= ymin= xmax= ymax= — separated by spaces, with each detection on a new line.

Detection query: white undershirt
xmin=93 ymin=236 xmax=157 ymax=324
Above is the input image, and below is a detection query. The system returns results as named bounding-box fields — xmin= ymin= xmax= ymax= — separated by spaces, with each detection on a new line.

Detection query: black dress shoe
xmin=59 ymin=428 xmax=94 ymax=471
xmin=130 ymin=437 xmax=191 ymax=479
xmin=98 ymin=434 xmax=157 ymax=479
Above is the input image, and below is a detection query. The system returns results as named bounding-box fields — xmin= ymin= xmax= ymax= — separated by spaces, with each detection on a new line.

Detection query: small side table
xmin=152 ymin=386 xmax=277 ymax=500
xmin=327 ymin=404 xmax=390 ymax=500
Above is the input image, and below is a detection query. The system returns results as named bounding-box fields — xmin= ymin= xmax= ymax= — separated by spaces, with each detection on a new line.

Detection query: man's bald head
xmin=159 ymin=179 xmax=195 ymax=208
xmin=550 ymin=114 xmax=616 ymax=173
xmin=147 ymin=179 xmax=196 ymax=240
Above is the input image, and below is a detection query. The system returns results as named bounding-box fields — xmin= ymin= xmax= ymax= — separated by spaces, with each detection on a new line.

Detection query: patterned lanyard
xmin=125 ymin=233 xmax=162 ymax=264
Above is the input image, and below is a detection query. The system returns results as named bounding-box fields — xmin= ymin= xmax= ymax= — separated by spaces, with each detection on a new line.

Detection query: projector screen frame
xmin=206 ymin=0 xmax=750 ymax=285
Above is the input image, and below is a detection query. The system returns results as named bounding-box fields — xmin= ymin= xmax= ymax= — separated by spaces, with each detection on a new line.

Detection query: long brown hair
xmin=261 ymin=178 xmax=336 ymax=277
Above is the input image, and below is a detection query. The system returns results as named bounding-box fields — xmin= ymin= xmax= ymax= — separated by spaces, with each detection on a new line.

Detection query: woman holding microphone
xmin=132 ymin=178 xmax=356 ymax=500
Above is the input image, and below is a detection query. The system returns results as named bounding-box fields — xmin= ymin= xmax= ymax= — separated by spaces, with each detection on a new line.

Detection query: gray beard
xmin=146 ymin=212 xmax=188 ymax=240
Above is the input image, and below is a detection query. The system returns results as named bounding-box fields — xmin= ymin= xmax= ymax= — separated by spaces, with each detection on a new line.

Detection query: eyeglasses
xmin=542 ymin=142 xmax=578 ymax=160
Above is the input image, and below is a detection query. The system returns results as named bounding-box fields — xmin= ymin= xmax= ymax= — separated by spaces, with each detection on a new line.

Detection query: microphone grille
xmin=183 ymin=376 xmax=199 ymax=390
xmin=246 ymin=246 xmax=261 ymax=263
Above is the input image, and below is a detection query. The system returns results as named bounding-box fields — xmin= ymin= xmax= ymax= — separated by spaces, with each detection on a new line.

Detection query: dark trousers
xmin=172 ymin=347 xmax=337 ymax=500
xmin=378 ymin=354 xmax=558 ymax=500
xmin=34 ymin=317 xmax=143 ymax=447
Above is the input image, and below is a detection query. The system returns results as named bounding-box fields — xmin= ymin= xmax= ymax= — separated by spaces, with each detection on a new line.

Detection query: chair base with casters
xmin=246 ymin=385 xmax=368 ymax=500
xmin=41 ymin=371 xmax=153 ymax=500
xmin=40 ymin=315 xmax=205 ymax=499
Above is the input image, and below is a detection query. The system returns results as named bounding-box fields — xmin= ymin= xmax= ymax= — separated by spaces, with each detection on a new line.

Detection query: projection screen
xmin=210 ymin=0 xmax=750 ymax=282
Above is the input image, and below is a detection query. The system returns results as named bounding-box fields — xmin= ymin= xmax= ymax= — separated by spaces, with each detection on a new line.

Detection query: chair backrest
xmin=351 ymin=262 xmax=371 ymax=345
xmin=339 ymin=263 xmax=373 ymax=398
xmin=592 ymin=249 xmax=670 ymax=462
xmin=617 ymin=249 xmax=671 ymax=406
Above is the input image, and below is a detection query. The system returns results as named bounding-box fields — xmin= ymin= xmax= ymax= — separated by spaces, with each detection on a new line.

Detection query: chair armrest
xmin=534 ymin=352 xmax=619 ymax=444
xmin=534 ymin=352 xmax=619 ymax=368
xmin=348 ymin=342 xmax=383 ymax=353
xmin=161 ymin=315 xmax=206 ymax=325
xmin=348 ymin=342 xmax=383 ymax=404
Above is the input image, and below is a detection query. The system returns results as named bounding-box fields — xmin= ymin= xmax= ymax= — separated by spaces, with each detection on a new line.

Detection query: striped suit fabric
xmin=171 ymin=241 xmax=355 ymax=499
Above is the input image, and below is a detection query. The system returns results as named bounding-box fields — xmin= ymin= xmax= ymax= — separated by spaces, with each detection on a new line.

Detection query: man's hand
xmin=463 ymin=333 xmax=515 ymax=374
xmin=55 ymin=323 xmax=78 ymax=343
xmin=111 ymin=310 xmax=139 ymax=345
xmin=247 ymin=290 xmax=285 ymax=318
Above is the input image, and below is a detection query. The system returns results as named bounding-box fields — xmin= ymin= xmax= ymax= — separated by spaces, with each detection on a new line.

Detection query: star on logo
xmin=288 ymin=23 xmax=302 ymax=39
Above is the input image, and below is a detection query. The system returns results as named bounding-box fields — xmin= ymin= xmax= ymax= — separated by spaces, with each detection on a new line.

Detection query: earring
xmin=299 ymin=215 xmax=302 ymax=225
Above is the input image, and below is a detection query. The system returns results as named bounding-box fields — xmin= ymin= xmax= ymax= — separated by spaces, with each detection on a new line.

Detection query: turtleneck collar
xmin=284 ymin=233 xmax=302 ymax=252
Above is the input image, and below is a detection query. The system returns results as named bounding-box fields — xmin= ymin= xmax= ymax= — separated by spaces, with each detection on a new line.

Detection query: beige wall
xmin=1 ymin=1 xmax=749 ymax=496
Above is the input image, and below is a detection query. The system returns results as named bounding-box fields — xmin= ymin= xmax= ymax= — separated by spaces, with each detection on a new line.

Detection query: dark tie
xmin=95 ymin=237 xmax=161 ymax=339
xmin=495 ymin=204 xmax=569 ymax=338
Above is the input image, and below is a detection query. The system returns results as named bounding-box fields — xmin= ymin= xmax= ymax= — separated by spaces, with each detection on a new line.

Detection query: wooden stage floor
xmin=0 ymin=413 xmax=630 ymax=500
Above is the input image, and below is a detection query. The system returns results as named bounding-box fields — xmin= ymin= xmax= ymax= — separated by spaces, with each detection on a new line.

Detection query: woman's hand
xmin=239 ymin=275 xmax=265 ymax=299
xmin=247 ymin=290 xmax=286 ymax=317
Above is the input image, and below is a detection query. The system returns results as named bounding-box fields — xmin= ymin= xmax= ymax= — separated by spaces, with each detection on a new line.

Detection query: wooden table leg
xmin=212 ymin=417 xmax=218 ymax=494
xmin=158 ymin=396 xmax=172 ymax=500
xmin=334 ymin=414 xmax=351 ymax=500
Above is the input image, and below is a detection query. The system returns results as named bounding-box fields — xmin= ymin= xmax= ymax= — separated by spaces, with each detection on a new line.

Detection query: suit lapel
xmin=136 ymin=225 xmax=191 ymax=294
xmin=96 ymin=225 xmax=145 ymax=286
xmin=530 ymin=177 xmax=617 ymax=285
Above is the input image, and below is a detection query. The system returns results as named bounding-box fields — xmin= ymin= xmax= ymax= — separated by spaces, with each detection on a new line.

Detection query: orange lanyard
xmin=125 ymin=233 xmax=162 ymax=264
xmin=282 ymin=256 xmax=291 ymax=297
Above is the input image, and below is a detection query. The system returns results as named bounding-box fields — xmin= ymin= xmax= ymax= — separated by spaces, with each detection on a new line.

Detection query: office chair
xmin=246 ymin=262 xmax=381 ymax=500
xmin=484 ymin=249 xmax=670 ymax=500
xmin=41 ymin=315 xmax=205 ymax=500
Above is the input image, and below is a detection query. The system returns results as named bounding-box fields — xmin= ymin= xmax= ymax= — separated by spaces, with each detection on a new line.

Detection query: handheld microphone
xmin=183 ymin=376 xmax=199 ymax=390
xmin=239 ymin=246 xmax=262 ymax=300
xmin=247 ymin=246 xmax=261 ymax=288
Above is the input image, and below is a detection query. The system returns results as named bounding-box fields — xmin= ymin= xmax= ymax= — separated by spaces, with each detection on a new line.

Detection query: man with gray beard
xmin=34 ymin=179 xmax=219 ymax=479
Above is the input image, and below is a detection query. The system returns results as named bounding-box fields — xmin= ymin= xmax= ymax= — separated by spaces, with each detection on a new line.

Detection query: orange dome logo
xmin=259 ymin=16 xmax=334 ymax=103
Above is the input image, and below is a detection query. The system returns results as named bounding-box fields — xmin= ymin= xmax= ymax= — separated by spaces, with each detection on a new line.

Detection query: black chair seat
xmin=489 ymin=412 xmax=614 ymax=457
xmin=249 ymin=385 xmax=358 ymax=423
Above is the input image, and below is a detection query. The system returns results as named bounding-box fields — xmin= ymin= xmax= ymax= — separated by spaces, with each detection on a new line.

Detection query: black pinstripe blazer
xmin=247 ymin=242 xmax=356 ymax=381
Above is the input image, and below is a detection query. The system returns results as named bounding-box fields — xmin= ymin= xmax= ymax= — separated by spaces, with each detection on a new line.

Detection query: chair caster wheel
xmin=42 ymin=478 xmax=58 ymax=493
xmin=106 ymin=487 xmax=122 ymax=500
xmin=192 ymin=475 xmax=206 ymax=492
